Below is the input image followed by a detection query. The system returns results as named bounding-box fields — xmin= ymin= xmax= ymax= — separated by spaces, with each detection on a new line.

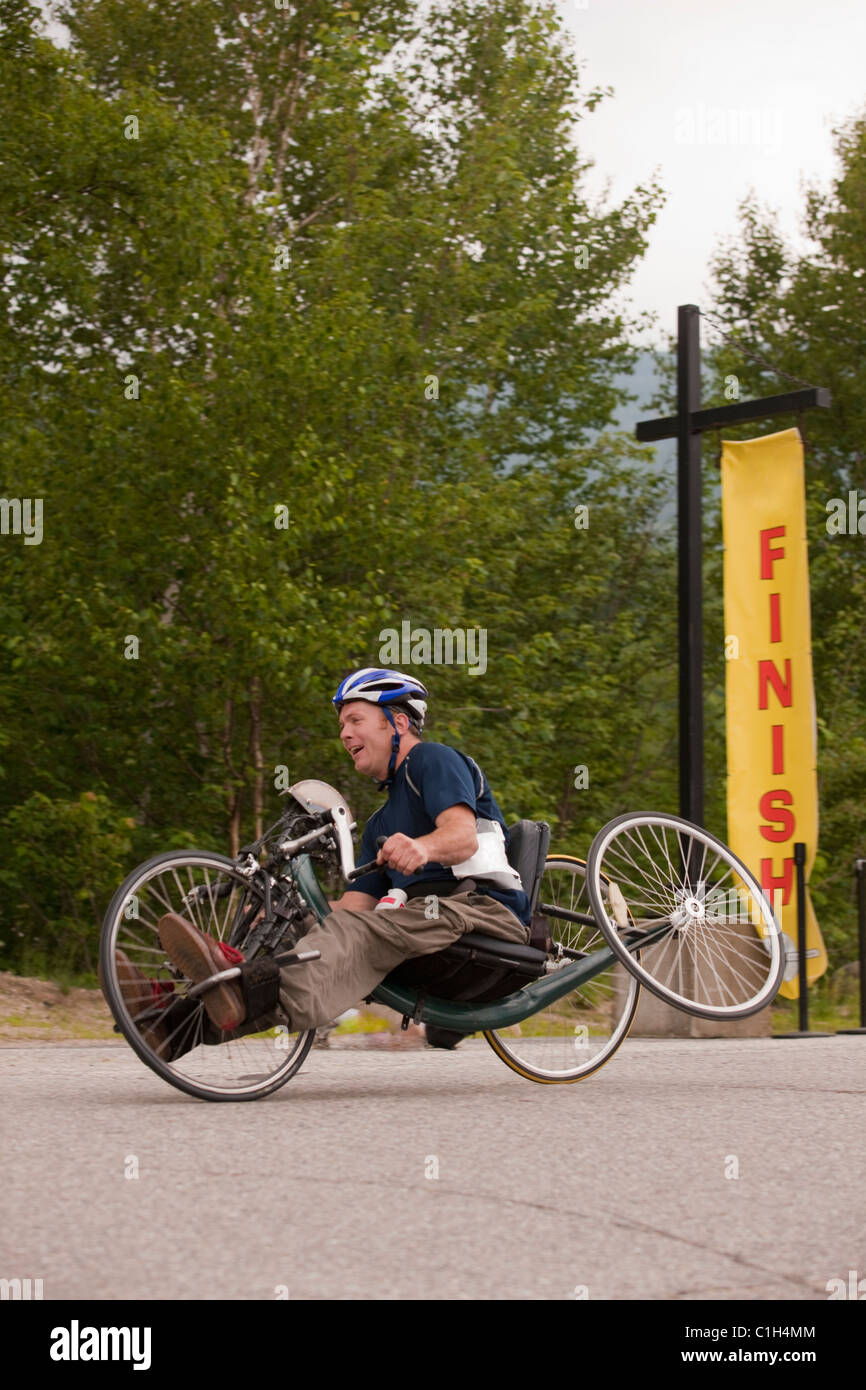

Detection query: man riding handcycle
xmin=100 ymin=668 xmax=785 ymax=1100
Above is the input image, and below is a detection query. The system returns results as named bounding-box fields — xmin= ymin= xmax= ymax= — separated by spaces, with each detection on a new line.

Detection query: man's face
xmin=338 ymin=701 xmax=406 ymax=780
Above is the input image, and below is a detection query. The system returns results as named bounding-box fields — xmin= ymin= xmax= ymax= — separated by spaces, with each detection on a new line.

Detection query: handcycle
xmin=99 ymin=779 xmax=785 ymax=1101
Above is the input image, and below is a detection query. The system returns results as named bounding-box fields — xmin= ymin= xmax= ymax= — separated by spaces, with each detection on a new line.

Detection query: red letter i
xmin=769 ymin=593 xmax=781 ymax=643
xmin=772 ymin=725 xmax=784 ymax=775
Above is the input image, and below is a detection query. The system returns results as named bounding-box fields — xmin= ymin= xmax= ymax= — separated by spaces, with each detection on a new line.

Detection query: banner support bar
xmin=636 ymin=305 xmax=831 ymax=825
xmin=838 ymin=858 xmax=866 ymax=1035
xmin=776 ymin=842 xmax=834 ymax=1039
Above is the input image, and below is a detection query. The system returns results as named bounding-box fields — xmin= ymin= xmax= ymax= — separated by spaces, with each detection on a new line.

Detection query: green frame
xmin=292 ymin=853 xmax=658 ymax=1034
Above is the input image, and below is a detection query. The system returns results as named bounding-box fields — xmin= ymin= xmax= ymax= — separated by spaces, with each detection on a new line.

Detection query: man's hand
xmin=378 ymin=806 xmax=479 ymax=875
xmin=378 ymin=833 xmax=429 ymax=876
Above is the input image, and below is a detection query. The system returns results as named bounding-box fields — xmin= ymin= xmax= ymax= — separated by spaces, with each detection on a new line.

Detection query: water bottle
xmin=375 ymin=888 xmax=408 ymax=911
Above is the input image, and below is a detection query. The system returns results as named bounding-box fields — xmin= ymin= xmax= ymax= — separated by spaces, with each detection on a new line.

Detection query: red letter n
xmin=759 ymin=659 xmax=792 ymax=709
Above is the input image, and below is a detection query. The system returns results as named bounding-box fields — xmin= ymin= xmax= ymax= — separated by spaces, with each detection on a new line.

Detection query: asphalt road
xmin=2 ymin=1036 xmax=864 ymax=1301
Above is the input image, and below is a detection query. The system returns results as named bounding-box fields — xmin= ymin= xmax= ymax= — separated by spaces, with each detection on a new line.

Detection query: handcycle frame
xmin=291 ymin=852 xmax=668 ymax=1034
xmin=145 ymin=786 xmax=651 ymax=1036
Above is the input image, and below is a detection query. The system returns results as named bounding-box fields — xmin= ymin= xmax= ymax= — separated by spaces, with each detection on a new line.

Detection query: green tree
xmin=0 ymin=791 xmax=136 ymax=975
xmin=0 ymin=0 xmax=674 ymax=973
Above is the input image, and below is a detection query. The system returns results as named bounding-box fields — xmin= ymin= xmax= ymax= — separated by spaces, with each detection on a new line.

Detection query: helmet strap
xmin=376 ymin=708 xmax=402 ymax=791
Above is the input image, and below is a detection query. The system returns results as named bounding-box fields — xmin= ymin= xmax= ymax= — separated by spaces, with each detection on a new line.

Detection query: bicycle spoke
xmin=490 ymin=858 xmax=639 ymax=1080
xmin=611 ymin=831 xmax=673 ymax=910
xmin=587 ymin=814 xmax=784 ymax=1020
xmin=143 ymin=876 xmax=176 ymax=919
xmin=103 ymin=851 xmax=312 ymax=1099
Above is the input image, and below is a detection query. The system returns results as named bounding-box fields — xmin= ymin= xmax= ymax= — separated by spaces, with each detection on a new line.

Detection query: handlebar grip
xmin=347 ymin=836 xmax=388 ymax=881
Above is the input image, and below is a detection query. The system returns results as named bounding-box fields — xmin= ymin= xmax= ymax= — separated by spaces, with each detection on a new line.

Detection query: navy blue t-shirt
xmin=351 ymin=741 xmax=531 ymax=929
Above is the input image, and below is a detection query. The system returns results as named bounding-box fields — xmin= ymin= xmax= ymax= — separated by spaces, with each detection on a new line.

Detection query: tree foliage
xmin=1 ymin=0 xmax=676 ymax=976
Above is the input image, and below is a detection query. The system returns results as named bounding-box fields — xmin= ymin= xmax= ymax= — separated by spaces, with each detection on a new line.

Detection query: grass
xmin=334 ymin=1013 xmax=392 ymax=1034
xmin=771 ymin=1000 xmax=862 ymax=1034
xmin=0 ymin=1013 xmax=117 ymax=1039
xmin=237 ymin=1015 xmax=395 ymax=1040
xmin=770 ymin=969 xmax=863 ymax=1034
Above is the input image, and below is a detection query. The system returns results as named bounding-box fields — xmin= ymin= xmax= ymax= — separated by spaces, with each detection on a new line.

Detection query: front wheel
xmin=586 ymin=813 xmax=785 ymax=1020
xmin=99 ymin=850 xmax=315 ymax=1101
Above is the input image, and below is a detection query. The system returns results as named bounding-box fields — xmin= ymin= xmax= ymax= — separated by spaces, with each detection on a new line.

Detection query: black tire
xmin=100 ymin=850 xmax=315 ymax=1101
xmin=484 ymin=855 xmax=640 ymax=1083
xmin=586 ymin=813 xmax=786 ymax=1020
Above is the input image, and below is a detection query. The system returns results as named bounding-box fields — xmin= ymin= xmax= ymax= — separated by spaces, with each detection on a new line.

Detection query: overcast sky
xmin=41 ymin=0 xmax=866 ymax=356
xmin=559 ymin=0 xmax=866 ymax=349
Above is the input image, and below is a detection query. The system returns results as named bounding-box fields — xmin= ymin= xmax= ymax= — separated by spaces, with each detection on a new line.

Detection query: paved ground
xmin=2 ymin=1036 xmax=864 ymax=1301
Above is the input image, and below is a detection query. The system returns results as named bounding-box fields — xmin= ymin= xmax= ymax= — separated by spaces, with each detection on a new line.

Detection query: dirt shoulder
xmin=0 ymin=971 xmax=428 ymax=1046
xmin=0 ymin=970 xmax=117 ymax=1042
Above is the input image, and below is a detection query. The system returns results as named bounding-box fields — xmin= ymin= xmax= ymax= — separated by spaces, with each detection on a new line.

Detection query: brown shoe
xmin=157 ymin=913 xmax=246 ymax=1032
xmin=111 ymin=950 xmax=173 ymax=1059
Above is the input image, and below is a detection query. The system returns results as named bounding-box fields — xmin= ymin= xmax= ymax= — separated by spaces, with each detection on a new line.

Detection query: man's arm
xmin=330 ymin=805 xmax=479 ymax=901
xmin=379 ymin=804 xmax=478 ymax=875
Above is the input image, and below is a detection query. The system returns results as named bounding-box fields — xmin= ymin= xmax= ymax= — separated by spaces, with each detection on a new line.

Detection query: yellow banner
xmin=721 ymin=427 xmax=827 ymax=997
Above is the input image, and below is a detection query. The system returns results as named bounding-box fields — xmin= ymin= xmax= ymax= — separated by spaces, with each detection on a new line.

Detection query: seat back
xmin=505 ymin=819 xmax=550 ymax=912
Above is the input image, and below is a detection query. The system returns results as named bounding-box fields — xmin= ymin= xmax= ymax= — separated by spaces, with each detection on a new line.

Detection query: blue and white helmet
xmin=334 ymin=668 xmax=429 ymax=789
xmin=332 ymin=668 xmax=428 ymax=731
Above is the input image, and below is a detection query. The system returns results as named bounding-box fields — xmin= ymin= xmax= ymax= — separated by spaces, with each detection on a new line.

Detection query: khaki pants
xmin=274 ymin=891 xmax=530 ymax=1032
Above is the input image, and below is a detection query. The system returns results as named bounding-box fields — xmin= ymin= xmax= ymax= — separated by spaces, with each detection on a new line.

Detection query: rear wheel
xmin=484 ymin=855 xmax=640 ymax=1083
xmin=99 ymin=851 xmax=315 ymax=1101
xmin=586 ymin=813 xmax=785 ymax=1020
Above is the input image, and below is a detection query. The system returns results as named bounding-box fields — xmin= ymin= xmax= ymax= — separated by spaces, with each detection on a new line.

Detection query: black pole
xmin=795 ymin=842 xmax=808 ymax=1033
xmin=676 ymin=306 xmax=704 ymax=829
xmin=838 ymin=858 xmax=866 ymax=1035
xmin=776 ymin=841 xmax=833 ymax=1038
xmin=858 ymin=860 xmax=866 ymax=1029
